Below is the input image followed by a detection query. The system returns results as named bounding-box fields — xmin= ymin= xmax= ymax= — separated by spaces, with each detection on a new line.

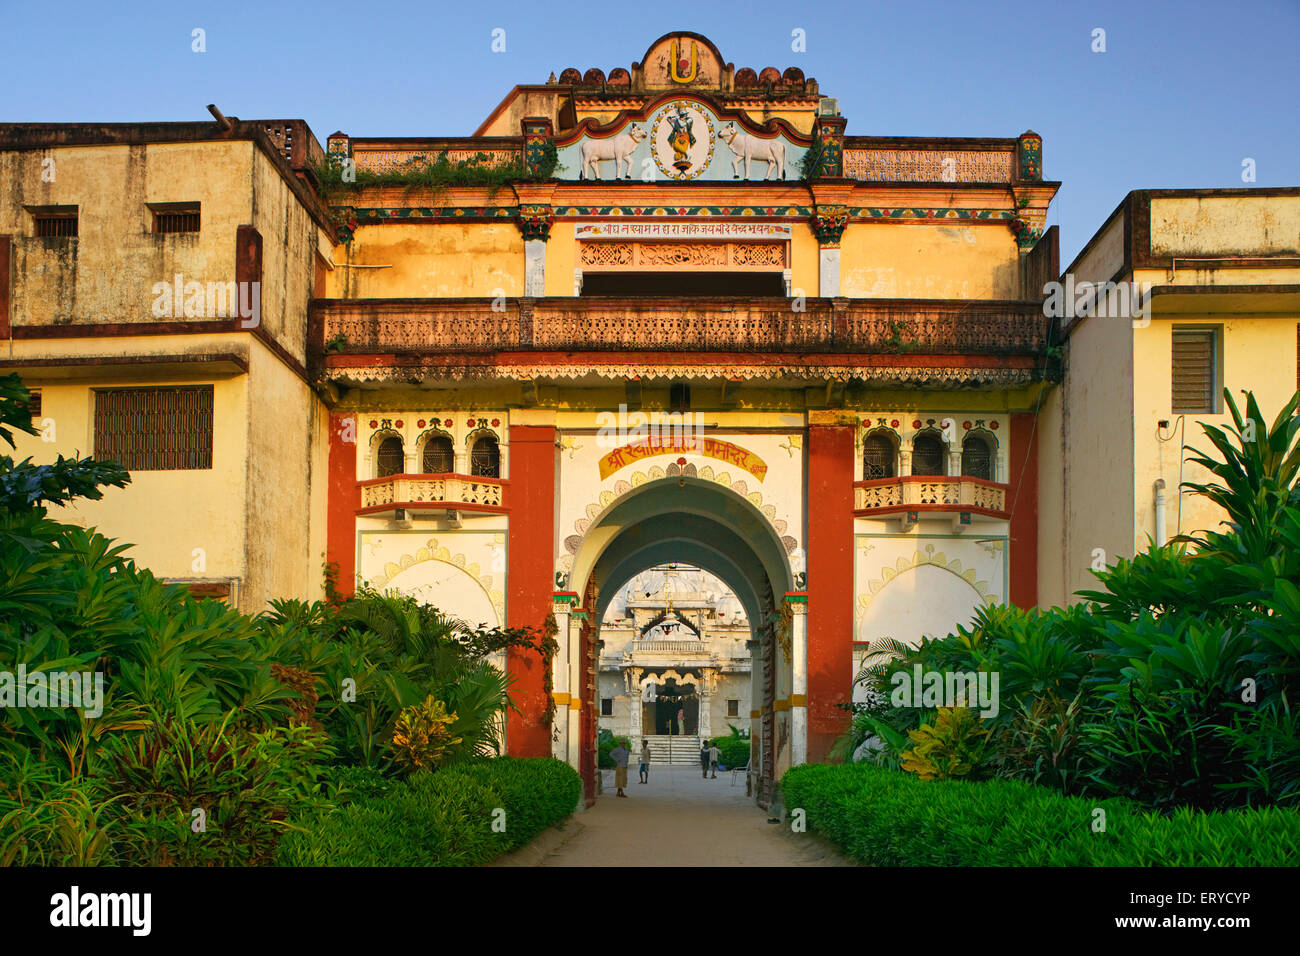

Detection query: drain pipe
xmin=1154 ymin=478 xmax=1168 ymax=547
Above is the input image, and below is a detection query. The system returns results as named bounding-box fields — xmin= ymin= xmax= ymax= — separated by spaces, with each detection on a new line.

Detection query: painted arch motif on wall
xmin=367 ymin=535 xmax=506 ymax=627
xmin=855 ymin=543 xmax=1000 ymax=647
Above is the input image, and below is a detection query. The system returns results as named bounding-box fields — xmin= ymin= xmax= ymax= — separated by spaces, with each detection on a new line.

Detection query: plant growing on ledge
xmin=885 ymin=320 xmax=917 ymax=353
xmin=324 ymin=334 xmax=348 ymax=354
xmin=313 ymin=145 xmax=560 ymax=199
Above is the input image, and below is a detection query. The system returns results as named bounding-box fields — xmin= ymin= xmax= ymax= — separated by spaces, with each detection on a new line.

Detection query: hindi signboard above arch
xmin=556 ymin=94 xmax=811 ymax=183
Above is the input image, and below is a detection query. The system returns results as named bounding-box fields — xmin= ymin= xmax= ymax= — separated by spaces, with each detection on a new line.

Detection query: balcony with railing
xmin=313 ymin=297 xmax=1049 ymax=359
xmin=357 ymin=473 xmax=506 ymax=516
xmin=853 ymin=475 xmax=1009 ymax=520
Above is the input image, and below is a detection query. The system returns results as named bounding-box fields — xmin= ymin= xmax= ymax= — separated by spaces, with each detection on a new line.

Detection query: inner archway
xmin=569 ymin=476 xmax=794 ymax=806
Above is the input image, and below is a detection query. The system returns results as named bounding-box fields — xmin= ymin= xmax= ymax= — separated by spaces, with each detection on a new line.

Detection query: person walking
xmin=700 ymin=740 xmax=710 ymax=779
xmin=708 ymin=741 xmax=721 ymax=778
xmin=639 ymin=739 xmax=651 ymax=784
xmin=610 ymin=738 xmax=630 ymax=798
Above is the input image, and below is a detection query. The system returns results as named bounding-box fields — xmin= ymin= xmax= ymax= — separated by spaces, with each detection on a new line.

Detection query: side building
xmin=1038 ymin=188 xmax=1300 ymax=606
xmin=0 ymin=119 xmax=337 ymax=608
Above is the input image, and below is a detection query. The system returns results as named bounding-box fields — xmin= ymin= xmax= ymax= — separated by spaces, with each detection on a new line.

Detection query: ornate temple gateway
xmin=11 ymin=32 xmax=1292 ymax=809
xmin=317 ymin=32 xmax=1057 ymax=805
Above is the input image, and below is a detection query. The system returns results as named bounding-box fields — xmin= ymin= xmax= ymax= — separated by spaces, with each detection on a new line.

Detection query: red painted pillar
xmin=506 ymin=423 xmax=557 ymax=758
xmin=326 ymin=413 xmax=361 ymax=599
xmin=806 ymin=421 xmax=855 ymax=763
xmin=1008 ymin=413 xmax=1039 ymax=608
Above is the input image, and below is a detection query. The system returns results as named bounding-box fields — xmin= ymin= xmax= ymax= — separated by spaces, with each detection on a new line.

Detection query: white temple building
xmin=597 ymin=565 xmax=753 ymax=758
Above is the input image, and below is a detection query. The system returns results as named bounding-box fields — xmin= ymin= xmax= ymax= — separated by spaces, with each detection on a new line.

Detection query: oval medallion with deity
xmin=650 ymin=102 xmax=715 ymax=181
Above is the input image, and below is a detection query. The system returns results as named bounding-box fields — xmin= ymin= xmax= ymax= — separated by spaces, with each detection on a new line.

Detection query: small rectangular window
xmin=600 ymin=698 xmax=614 ymax=717
xmin=726 ymin=699 xmax=740 ymax=718
xmin=30 ymin=206 xmax=78 ymax=238
xmin=151 ymin=202 xmax=201 ymax=234
xmin=28 ymin=390 xmax=41 ymax=420
xmin=94 ymin=385 xmax=214 ymax=471
xmin=1172 ymin=328 xmax=1217 ymax=414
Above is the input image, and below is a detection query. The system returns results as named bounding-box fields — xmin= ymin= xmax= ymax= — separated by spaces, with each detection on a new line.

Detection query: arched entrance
xmin=566 ymin=476 xmax=794 ymax=806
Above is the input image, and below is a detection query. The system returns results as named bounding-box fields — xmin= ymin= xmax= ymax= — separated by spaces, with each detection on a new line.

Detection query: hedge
xmin=781 ymin=763 xmax=1300 ymax=866
xmin=276 ymin=757 xmax=581 ymax=866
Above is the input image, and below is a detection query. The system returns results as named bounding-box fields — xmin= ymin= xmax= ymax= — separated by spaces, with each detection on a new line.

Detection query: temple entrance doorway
xmin=644 ymin=678 xmax=698 ymax=735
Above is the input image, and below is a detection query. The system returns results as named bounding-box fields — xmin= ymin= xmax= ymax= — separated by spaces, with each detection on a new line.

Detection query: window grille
xmin=470 ymin=436 xmax=500 ymax=478
xmin=863 ymin=433 xmax=896 ymax=479
xmin=34 ymin=214 xmax=77 ymax=238
xmin=727 ymin=699 xmax=740 ymax=717
xmin=153 ymin=207 xmax=201 ymax=234
xmin=93 ymin=386 xmax=213 ymax=471
xmin=670 ymin=381 xmax=691 ymax=412
xmin=961 ymin=436 xmax=992 ymax=481
xmin=376 ymin=437 xmax=404 ymax=477
xmin=1172 ymin=329 xmax=1216 ymax=414
xmin=601 ymin=698 xmax=614 ymax=716
xmin=422 ymin=435 xmax=454 ymax=474
xmin=911 ymin=434 xmax=946 ymax=476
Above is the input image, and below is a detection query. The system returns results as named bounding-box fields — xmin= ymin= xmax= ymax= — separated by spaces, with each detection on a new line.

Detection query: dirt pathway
xmin=497 ymin=765 xmax=853 ymax=867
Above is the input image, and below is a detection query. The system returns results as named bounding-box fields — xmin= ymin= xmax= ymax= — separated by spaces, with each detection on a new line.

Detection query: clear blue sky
xmin=3 ymin=0 xmax=1296 ymax=263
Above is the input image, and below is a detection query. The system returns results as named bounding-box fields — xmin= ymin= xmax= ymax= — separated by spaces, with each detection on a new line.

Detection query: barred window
xmin=93 ymin=386 xmax=213 ymax=471
xmin=670 ymin=381 xmax=691 ymax=412
xmin=911 ymin=433 xmax=946 ymax=476
xmin=601 ymin=698 xmax=614 ymax=717
xmin=863 ymin=432 xmax=896 ymax=479
xmin=152 ymin=203 xmax=201 ymax=234
xmin=470 ymin=435 xmax=500 ymax=478
xmin=376 ymin=436 xmax=404 ymax=477
xmin=33 ymin=211 xmax=78 ymax=238
xmin=727 ymin=699 xmax=740 ymax=718
xmin=961 ymin=435 xmax=993 ymax=481
xmin=422 ymin=435 xmax=454 ymax=474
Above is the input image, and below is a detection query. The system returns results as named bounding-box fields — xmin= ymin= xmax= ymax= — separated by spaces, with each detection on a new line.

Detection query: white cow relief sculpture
xmin=717 ymin=122 xmax=786 ymax=180
xmin=579 ymin=124 xmax=648 ymax=180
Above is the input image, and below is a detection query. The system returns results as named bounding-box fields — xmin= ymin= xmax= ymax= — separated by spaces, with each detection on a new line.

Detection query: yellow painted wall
xmin=5 ymin=331 xmax=327 ymax=609
xmin=331 ymin=223 xmax=524 ymax=298
xmin=243 ymin=341 xmax=330 ymax=605
xmin=1131 ymin=312 xmax=1300 ymax=556
xmin=839 ymin=223 xmax=1021 ymax=299
xmin=250 ymin=148 xmax=329 ymax=365
xmin=2 ymin=141 xmax=249 ymax=325
xmin=1035 ymin=384 xmax=1067 ymax=608
xmin=790 ymin=222 xmax=819 ymax=298
xmin=545 ymin=225 xmax=578 ymax=296
xmin=9 ymin=370 xmax=249 ymax=585
xmin=1056 ymin=309 xmax=1135 ymax=601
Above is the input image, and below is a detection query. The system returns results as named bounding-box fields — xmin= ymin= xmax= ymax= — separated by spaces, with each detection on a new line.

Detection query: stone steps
xmin=639 ymin=734 xmax=704 ymax=765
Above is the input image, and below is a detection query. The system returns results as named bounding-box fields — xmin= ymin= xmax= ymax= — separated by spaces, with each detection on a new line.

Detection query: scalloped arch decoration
xmin=555 ymin=464 xmax=795 ymax=575
xmin=855 ymin=542 xmax=998 ymax=619
xmin=369 ymin=535 xmax=505 ymax=624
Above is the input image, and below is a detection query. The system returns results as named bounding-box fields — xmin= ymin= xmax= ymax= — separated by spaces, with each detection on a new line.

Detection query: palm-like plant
xmin=1176 ymin=388 xmax=1300 ymax=566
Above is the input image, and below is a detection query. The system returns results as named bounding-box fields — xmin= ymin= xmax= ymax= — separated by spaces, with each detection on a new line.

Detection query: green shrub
xmin=275 ymin=757 xmax=579 ymax=866
xmin=781 ymin=763 xmax=1300 ymax=866
xmin=710 ymin=734 xmax=750 ymax=769
xmin=275 ymin=771 xmax=505 ymax=867
xmin=440 ymin=757 xmax=581 ymax=849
